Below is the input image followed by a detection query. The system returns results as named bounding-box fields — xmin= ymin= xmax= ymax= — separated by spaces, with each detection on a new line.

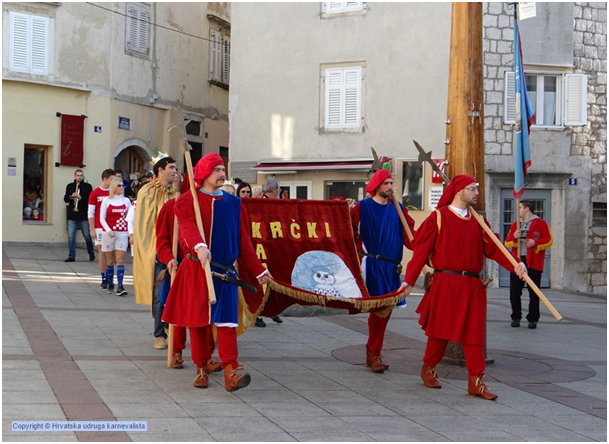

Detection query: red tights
xmin=366 ymin=311 xmax=392 ymax=353
xmin=423 ymin=337 xmax=485 ymax=375
xmin=189 ymin=325 xmax=238 ymax=369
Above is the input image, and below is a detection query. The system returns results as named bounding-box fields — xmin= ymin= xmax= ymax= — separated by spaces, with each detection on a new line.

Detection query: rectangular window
xmin=9 ymin=11 xmax=49 ymax=75
xmin=324 ymin=2 xmax=364 ymax=14
xmin=592 ymin=202 xmax=607 ymax=227
xmin=209 ymin=30 xmax=230 ymax=87
xmin=23 ymin=145 xmax=48 ymax=223
xmin=401 ymin=161 xmax=424 ymax=210
xmin=324 ymin=66 xmax=362 ymax=130
xmin=504 ymin=72 xmax=587 ymax=127
xmin=326 ymin=180 xmax=367 ymax=201
xmin=126 ymin=3 xmax=149 ymax=55
xmin=279 ymin=181 xmax=312 ymax=199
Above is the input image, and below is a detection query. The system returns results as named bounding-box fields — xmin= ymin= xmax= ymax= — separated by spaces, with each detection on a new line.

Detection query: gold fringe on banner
xmin=267 ymin=280 xmax=405 ymax=313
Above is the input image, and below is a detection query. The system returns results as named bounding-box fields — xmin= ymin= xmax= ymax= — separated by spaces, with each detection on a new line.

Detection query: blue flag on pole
xmin=513 ymin=20 xmax=535 ymax=198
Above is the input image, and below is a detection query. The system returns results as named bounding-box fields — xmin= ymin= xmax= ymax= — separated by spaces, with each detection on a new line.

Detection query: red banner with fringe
xmin=237 ymin=199 xmax=405 ymax=317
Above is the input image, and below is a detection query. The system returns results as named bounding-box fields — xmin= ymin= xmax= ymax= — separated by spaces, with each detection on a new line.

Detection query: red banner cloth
xmin=60 ymin=114 xmax=85 ymax=167
xmin=238 ymin=199 xmax=405 ymax=317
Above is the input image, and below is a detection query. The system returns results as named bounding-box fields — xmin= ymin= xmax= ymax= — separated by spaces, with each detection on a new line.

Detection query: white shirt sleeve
xmin=88 ymin=204 xmax=96 ymax=219
xmin=100 ymin=198 xmax=111 ymax=232
xmin=126 ymin=201 xmax=136 ymax=235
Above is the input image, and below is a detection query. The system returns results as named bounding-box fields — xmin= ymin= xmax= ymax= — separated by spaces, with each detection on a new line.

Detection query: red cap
xmin=193 ymin=153 xmax=224 ymax=186
xmin=436 ymin=174 xmax=477 ymax=208
xmin=365 ymin=169 xmax=392 ymax=195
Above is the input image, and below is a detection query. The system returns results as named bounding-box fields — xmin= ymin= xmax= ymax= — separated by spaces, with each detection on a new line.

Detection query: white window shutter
xmin=30 ymin=16 xmax=49 ymax=74
xmin=564 ymin=73 xmax=587 ymax=126
xmin=345 ymin=2 xmax=363 ymax=11
xmin=126 ymin=4 xmax=138 ymax=52
xmin=137 ymin=8 xmax=149 ymax=54
xmin=327 ymin=3 xmax=345 ymax=13
xmin=504 ymin=71 xmax=516 ymax=124
xmin=209 ymin=30 xmax=222 ymax=81
xmin=222 ymin=36 xmax=230 ymax=84
xmin=326 ymin=69 xmax=342 ymax=127
xmin=10 ymin=12 xmax=29 ymax=72
xmin=325 ymin=67 xmax=361 ymax=128
xmin=343 ymin=67 xmax=361 ymax=126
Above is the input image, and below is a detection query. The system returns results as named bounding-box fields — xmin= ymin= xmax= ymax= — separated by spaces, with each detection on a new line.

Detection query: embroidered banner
xmin=237 ymin=199 xmax=405 ymax=317
xmin=60 ymin=114 xmax=85 ymax=166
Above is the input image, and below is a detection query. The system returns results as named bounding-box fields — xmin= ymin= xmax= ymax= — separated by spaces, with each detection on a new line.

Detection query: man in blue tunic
xmin=351 ymin=168 xmax=416 ymax=372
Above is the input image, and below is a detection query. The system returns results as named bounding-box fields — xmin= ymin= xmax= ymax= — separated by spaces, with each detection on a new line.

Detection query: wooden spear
xmin=166 ymin=191 xmax=180 ymax=368
xmin=181 ymin=138 xmax=217 ymax=305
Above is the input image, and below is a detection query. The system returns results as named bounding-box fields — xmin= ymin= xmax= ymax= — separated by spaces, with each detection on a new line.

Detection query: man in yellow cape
xmin=133 ymin=156 xmax=177 ymax=349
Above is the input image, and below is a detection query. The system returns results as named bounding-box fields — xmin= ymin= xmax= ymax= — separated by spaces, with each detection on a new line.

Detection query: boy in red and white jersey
xmin=88 ymin=169 xmax=115 ymax=288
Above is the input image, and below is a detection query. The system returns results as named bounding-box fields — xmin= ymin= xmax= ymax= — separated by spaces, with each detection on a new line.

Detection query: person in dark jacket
xmin=64 ymin=169 xmax=95 ymax=262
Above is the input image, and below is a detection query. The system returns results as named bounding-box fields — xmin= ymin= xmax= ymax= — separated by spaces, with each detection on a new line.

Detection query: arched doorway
xmin=113 ymin=138 xmax=153 ymax=179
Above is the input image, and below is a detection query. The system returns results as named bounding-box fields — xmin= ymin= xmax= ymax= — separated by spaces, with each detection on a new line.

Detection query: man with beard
xmin=163 ymin=153 xmax=272 ymax=391
xmin=350 ymin=168 xmax=416 ymax=373
xmin=403 ymin=175 xmax=526 ymax=400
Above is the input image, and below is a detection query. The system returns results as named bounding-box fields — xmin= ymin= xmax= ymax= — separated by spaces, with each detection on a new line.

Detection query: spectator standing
xmin=63 ymin=169 xmax=95 ymax=262
xmin=504 ymin=200 xmax=553 ymax=329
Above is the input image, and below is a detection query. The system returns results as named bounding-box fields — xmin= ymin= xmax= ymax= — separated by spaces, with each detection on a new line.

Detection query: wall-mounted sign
xmin=568 ymin=178 xmax=578 ymax=185
xmin=518 ymin=2 xmax=537 ymax=20
xmin=431 ymin=159 xmax=446 ymax=183
xmin=118 ymin=117 xmax=131 ymax=130
xmin=428 ymin=186 xmax=444 ymax=211
xmin=61 ymin=114 xmax=85 ymax=166
xmin=94 ymin=126 xmax=102 ymax=133
xmin=8 ymin=157 xmax=17 ymax=167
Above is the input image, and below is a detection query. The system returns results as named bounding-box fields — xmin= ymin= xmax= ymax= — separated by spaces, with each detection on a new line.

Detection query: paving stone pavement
xmin=2 ymin=245 xmax=606 ymax=442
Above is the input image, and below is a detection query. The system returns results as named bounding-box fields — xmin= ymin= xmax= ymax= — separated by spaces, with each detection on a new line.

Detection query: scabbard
xmin=210 ymin=271 xmax=258 ymax=293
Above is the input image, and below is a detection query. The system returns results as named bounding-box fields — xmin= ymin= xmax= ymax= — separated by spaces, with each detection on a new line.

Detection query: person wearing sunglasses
xmin=99 ymin=177 xmax=132 ymax=296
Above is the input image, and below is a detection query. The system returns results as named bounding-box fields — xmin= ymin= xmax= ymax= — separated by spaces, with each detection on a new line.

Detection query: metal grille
xmin=593 ymin=202 xmax=607 ymax=227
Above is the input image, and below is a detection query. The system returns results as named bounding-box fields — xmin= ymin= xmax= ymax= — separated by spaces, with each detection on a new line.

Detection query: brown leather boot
xmin=366 ymin=348 xmax=389 ymax=373
xmin=193 ymin=367 xmax=209 ymax=388
xmin=204 ymin=357 xmax=222 ymax=373
xmin=171 ymin=351 xmax=184 ymax=369
xmin=420 ymin=364 xmax=442 ymax=388
xmin=468 ymin=373 xmax=498 ymax=400
xmin=224 ymin=364 xmax=251 ymax=392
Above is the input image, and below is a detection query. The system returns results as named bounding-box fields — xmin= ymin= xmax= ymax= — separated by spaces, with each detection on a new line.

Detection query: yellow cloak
xmin=133 ymin=178 xmax=176 ymax=306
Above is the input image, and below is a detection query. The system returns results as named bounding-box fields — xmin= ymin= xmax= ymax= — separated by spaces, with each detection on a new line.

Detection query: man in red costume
xmin=351 ymin=168 xmax=415 ymax=373
xmin=403 ymin=175 xmax=526 ymax=400
xmin=155 ymin=197 xmax=221 ymax=373
xmin=163 ymin=153 xmax=271 ymax=391
xmin=504 ymin=200 xmax=553 ymax=329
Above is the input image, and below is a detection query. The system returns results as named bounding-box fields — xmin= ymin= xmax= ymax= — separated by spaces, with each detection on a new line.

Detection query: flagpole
xmin=513 ymin=5 xmax=521 ymax=258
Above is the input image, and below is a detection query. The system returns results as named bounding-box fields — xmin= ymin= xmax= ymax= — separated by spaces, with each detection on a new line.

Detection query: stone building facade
xmin=482 ymin=2 xmax=606 ymax=294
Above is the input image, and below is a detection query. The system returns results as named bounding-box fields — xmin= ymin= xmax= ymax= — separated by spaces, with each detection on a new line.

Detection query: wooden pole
xmin=166 ymin=192 xmax=180 ymax=368
xmin=182 ymin=139 xmax=217 ymax=305
xmin=445 ymin=2 xmax=485 ymax=211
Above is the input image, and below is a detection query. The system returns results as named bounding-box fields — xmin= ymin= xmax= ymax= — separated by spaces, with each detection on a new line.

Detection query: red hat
xmin=365 ymin=169 xmax=392 ymax=194
xmin=193 ymin=153 xmax=224 ymax=186
xmin=436 ymin=174 xmax=477 ymax=208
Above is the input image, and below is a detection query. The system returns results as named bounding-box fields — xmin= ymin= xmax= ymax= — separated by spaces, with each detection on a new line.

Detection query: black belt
xmin=359 ymin=252 xmax=403 ymax=274
xmin=434 ymin=270 xmax=480 ymax=279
